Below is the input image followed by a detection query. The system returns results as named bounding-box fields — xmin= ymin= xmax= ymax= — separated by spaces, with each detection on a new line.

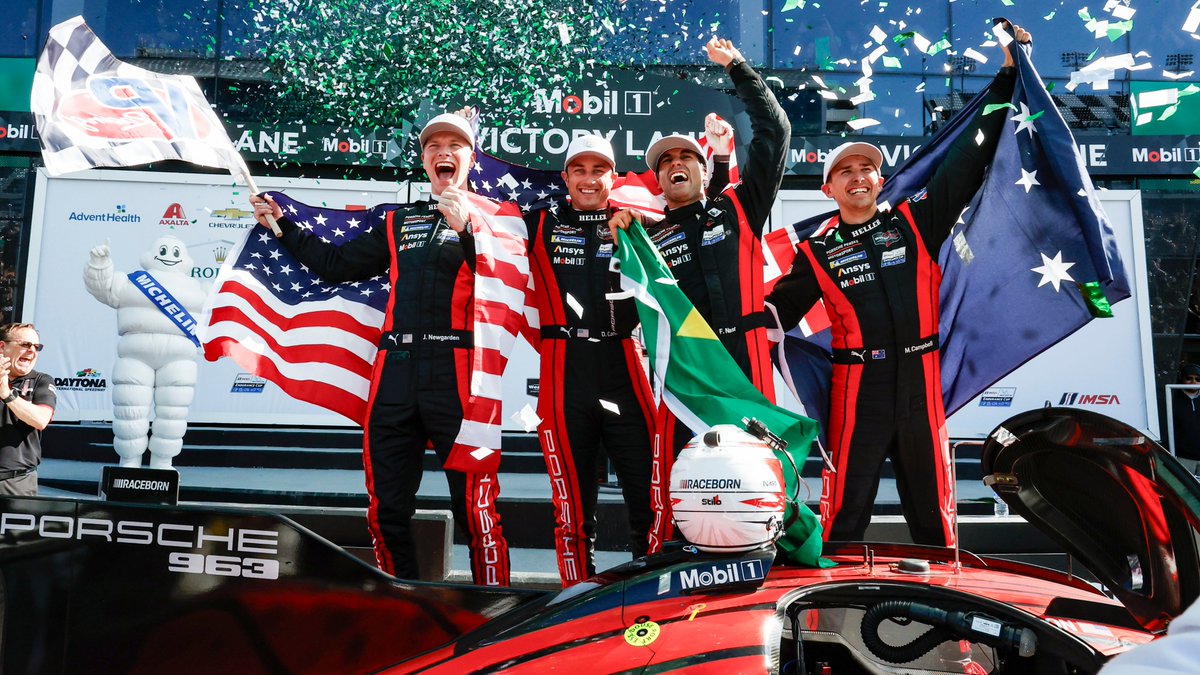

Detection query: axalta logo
xmin=1131 ymin=146 xmax=1200 ymax=163
xmin=532 ymin=88 xmax=653 ymax=116
xmin=160 ymin=203 xmax=190 ymax=227
xmin=55 ymin=369 xmax=107 ymax=391
xmin=0 ymin=123 xmax=37 ymax=140
xmin=322 ymin=136 xmax=387 ymax=155
xmin=1059 ymin=392 xmax=1121 ymax=406
xmin=678 ymin=560 xmax=765 ymax=590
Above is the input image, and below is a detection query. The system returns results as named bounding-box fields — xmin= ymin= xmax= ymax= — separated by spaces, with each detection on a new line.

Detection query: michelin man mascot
xmin=83 ymin=236 xmax=206 ymax=469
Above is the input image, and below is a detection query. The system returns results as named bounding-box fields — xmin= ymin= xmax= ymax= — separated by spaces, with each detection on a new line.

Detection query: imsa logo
xmin=678 ymin=560 xmax=765 ymax=591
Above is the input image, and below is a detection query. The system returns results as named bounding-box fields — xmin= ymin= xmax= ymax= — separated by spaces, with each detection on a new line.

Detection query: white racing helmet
xmin=670 ymin=424 xmax=787 ymax=552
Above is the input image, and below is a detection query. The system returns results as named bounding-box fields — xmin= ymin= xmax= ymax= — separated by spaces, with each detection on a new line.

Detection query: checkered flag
xmin=30 ymin=16 xmax=244 ymax=177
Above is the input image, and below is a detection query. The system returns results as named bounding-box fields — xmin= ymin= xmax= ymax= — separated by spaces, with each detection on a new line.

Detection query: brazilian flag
xmin=615 ymin=225 xmax=831 ymax=568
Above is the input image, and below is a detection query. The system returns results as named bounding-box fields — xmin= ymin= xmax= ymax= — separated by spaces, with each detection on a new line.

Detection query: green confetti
xmin=1044 ymin=11 xmax=1056 ymax=20
xmin=782 ymin=0 xmax=805 ymax=11
xmin=882 ymin=56 xmax=902 ymax=68
xmin=1160 ymin=104 xmax=1178 ymax=121
xmin=983 ymin=102 xmax=1017 ymax=115
xmin=893 ymin=31 xmax=914 ymax=44
xmin=1087 ymin=47 xmax=1099 ymax=61
xmin=1194 ymin=166 xmax=1200 ymax=179
xmin=1106 ymin=20 xmax=1133 ymax=41
xmin=1045 ymin=82 xmax=1056 ymax=92
xmin=1001 ymin=0 xmax=1014 ymax=5
xmin=927 ymin=37 xmax=951 ymax=55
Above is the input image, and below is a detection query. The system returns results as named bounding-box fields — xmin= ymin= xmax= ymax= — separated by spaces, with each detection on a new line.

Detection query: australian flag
xmin=767 ymin=36 xmax=1129 ymax=441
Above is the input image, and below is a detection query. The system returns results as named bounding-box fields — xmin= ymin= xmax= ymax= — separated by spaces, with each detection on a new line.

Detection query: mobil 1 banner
xmin=25 ymin=169 xmax=404 ymax=425
xmin=787 ymin=134 xmax=1200 ymax=178
xmin=474 ymin=69 xmax=744 ymax=173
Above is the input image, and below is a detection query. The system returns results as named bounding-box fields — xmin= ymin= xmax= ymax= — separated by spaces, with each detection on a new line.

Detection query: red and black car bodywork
xmin=1 ymin=407 xmax=1196 ymax=674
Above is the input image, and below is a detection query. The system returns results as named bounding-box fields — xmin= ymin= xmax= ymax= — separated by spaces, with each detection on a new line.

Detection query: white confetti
xmin=1134 ymin=111 xmax=1154 ymax=126
xmin=869 ymin=25 xmax=888 ymax=44
xmin=654 ymin=277 xmax=679 ymax=286
xmin=1164 ymin=70 xmax=1196 ymax=80
xmin=599 ymin=399 xmax=621 ymax=414
xmin=867 ymin=44 xmax=888 ymax=64
xmin=913 ymin=33 xmax=931 ymax=53
xmin=1107 ymin=3 xmax=1136 ymax=20
xmin=565 ymin=292 xmax=585 ymax=318
xmin=975 ymin=129 xmax=985 ymax=146
xmin=1186 ymin=2 xmax=1200 ymax=33
xmin=963 ymin=47 xmax=988 ymax=64
xmin=1138 ymin=88 xmax=1180 ymax=109
xmin=512 ymin=404 xmax=542 ymax=432
xmin=811 ymin=75 xmax=828 ymax=89
xmin=818 ymin=89 xmax=839 ymax=100
xmin=470 ymin=447 xmax=495 ymax=461
xmin=991 ymin=23 xmax=1013 ymax=47
xmin=850 ymin=91 xmax=876 ymax=106
xmin=847 ymin=118 xmax=880 ymax=130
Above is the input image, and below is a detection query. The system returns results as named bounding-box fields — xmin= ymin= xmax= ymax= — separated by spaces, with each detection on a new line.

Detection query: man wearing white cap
xmin=767 ymin=24 xmax=1031 ymax=546
xmin=523 ymin=133 xmax=658 ymax=585
xmin=614 ymin=37 xmax=790 ymax=553
xmin=250 ymin=110 xmax=511 ymax=586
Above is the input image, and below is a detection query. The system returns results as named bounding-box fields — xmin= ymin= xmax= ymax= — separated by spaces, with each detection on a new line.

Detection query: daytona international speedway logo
xmin=55 ymin=369 xmax=108 ymax=391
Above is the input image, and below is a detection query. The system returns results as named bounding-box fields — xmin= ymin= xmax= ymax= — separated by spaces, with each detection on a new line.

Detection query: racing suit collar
xmin=663 ymin=198 xmax=708 ymax=225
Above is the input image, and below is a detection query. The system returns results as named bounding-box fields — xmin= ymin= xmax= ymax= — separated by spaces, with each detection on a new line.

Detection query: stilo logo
xmin=1059 ymin=392 xmax=1121 ymax=406
xmin=700 ymin=495 xmax=723 ymax=506
xmin=160 ymin=203 xmax=190 ymax=227
xmin=57 ymin=76 xmax=218 ymax=143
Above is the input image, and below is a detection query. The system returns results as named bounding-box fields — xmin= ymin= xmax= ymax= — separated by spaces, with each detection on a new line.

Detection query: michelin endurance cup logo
xmin=678 ymin=560 xmax=766 ymax=590
xmin=55 ymin=369 xmax=107 ymax=391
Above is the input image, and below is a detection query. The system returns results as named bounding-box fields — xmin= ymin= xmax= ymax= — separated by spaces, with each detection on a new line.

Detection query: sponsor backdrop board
xmin=26 ymin=170 xmax=408 ymax=426
xmin=775 ymin=190 xmax=1157 ymax=439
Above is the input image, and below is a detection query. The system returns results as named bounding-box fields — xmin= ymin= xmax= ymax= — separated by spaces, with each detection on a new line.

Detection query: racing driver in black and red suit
xmin=612 ymin=36 xmax=789 ymax=554
xmin=250 ymin=111 xmax=510 ymax=586
xmin=766 ymin=23 xmax=1032 ymax=547
xmin=527 ymin=132 xmax=728 ymax=585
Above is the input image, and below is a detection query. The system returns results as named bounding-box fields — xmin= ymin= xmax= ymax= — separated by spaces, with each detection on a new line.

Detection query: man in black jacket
xmin=767 ymin=24 xmax=1032 ymax=546
xmin=250 ymin=113 xmax=510 ymax=585
xmin=614 ymin=36 xmax=790 ymax=553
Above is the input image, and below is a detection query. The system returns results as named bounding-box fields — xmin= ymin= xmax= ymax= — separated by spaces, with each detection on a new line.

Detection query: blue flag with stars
xmin=773 ymin=37 xmax=1129 ymax=432
xmin=936 ymin=39 xmax=1129 ymax=413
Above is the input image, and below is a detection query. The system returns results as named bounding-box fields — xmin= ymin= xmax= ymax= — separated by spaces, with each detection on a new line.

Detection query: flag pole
xmin=233 ymin=157 xmax=281 ymax=237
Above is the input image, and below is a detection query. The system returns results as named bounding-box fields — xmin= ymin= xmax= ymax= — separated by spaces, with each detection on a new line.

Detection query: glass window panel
xmin=47 ymin=0 xmax=219 ymax=59
xmin=0 ymin=1 xmax=40 ymax=58
xmin=769 ymin=2 xmax=950 ymax=72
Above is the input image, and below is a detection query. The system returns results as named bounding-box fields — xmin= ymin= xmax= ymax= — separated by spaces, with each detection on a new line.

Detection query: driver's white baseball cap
xmin=564 ymin=134 xmax=616 ymax=169
xmin=645 ymin=134 xmax=705 ymax=171
xmin=419 ymin=113 xmax=475 ymax=149
xmin=822 ymin=141 xmax=884 ymax=183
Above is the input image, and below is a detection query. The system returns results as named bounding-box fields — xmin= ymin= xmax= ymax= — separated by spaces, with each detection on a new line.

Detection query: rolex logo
xmin=213 ymin=246 xmax=228 ymax=263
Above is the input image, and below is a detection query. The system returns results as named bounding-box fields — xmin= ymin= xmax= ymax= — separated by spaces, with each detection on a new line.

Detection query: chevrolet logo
xmin=211 ymin=208 xmax=253 ymax=219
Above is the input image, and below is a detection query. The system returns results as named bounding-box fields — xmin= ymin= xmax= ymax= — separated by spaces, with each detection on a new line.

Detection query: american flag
xmin=200 ymin=194 xmax=394 ymax=424
xmin=199 ymin=192 xmax=531 ymax=474
xmin=30 ymin=16 xmax=244 ymax=177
